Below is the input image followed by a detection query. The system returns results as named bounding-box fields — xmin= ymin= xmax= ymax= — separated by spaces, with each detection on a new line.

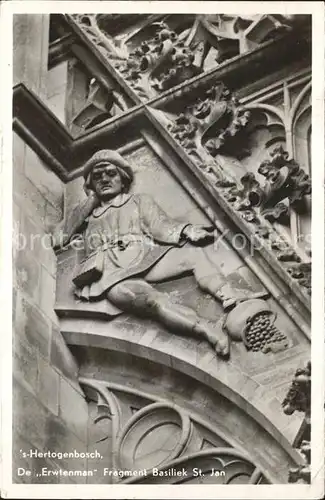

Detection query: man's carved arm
xmin=138 ymin=194 xmax=214 ymax=245
xmin=51 ymin=193 xmax=99 ymax=250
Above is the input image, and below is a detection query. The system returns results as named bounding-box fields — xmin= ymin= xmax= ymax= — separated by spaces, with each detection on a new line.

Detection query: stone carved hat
xmin=83 ymin=149 xmax=134 ymax=192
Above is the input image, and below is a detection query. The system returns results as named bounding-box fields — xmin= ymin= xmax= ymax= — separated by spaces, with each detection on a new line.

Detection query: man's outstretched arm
xmin=138 ymin=194 xmax=214 ymax=245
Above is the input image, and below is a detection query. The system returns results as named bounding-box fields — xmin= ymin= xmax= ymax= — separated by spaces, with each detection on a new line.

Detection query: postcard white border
xmin=1 ymin=2 xmax=324 ymax=499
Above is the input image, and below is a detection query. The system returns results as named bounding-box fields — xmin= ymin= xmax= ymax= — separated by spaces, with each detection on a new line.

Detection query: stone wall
xmin=12 ymin=132 xmax=90 ymax=483
xmin=13 ymin=14 xmax=49 ymax=98
xmin=12 ymin=15 xmax=90 ymax=484
xmin=45 ymin=61 xmax=69 ymax=124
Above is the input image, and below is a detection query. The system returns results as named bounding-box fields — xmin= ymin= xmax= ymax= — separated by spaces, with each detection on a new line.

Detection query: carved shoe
xmin=214 ymin=335 xmax=230 ymax=359
xmin=222 ymin=297 xmax=237 ymax=312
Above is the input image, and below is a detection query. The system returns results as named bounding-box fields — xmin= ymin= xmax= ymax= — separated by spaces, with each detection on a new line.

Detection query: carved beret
xmin=83 ymin=149 xmax=134 ymax=185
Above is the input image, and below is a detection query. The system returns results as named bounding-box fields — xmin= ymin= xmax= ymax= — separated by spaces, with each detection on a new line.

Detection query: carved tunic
xmin=74 ymin=193 xmax=188 ymax=300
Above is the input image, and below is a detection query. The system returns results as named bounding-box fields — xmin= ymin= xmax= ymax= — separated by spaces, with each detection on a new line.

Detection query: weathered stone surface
xmin=63 ymin=176 xmax=88 ymax=221
xmin=12 ymin=432 xmax=62 ymax=484
xmin=19 ymin=210 xmax=57 ymax=276
xmin=126 ymin=146 xmax=211 ymax=225
xmin=20 ymin=211 xmax=44 ymax=255
xmin=39 ymin=266 xmax=58 ymax=324
xmin=44 ymin=413 xmax=88 ymax=474
xmin=59 ymin=376 xmax=88 ymax=443
xmin=44 ymin=202 xmax=63 ymax=233
xmin=46 ymin=61 xmax=68 ymax=99
xmin=253 ymin=356 xmax=309 ymax=389
xmin=37 ymin=355 xmax=60 ymax=415
xmin=13 ymin=132 xmax=26 ymax=174
xmin=15 ymin=249 xmax=40 ymax=302
xmin=15 ymin=295 xmax=51 ymax=360
xmin=50 ymin=325 xmax=79 ymax=383
xmin=24 ymin=144 xmax=64 ymax=213
xmin=13 ymin=201 xmax=21 ymax=254
xmin=46 ymin=92 xmax=68 ymax=124
xmin=13 ymin=14 xmax=49 ymax=97
xmin=13 ymin=378 xmax=49 ymax=450
xmin=13 ymin=172 xmax=48 ymax=228
xmin=13 ymin=339 xmax=39 ymax=395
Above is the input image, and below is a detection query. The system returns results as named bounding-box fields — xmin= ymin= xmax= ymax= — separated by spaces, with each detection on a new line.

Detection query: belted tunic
xmin=73 ymin=193 xmax=188 ymax=300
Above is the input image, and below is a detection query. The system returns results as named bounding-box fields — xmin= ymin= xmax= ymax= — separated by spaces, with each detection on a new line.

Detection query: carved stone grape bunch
xmin=244 ymin=311 xmax=288 ymax=353
xmin=224 ymin=299 xmax=289 ymax=355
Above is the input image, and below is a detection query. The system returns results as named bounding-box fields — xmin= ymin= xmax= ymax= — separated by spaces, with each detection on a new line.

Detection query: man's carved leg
xmin=145 ymin=246 xmax=237 ymax=311
xmin=107 ymin=279 xmax=230 ymax=358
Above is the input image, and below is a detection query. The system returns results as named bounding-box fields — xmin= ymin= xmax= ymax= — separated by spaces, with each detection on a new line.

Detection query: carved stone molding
xmin=81 ymin=378 xmax=271 ymax=484
xmin=116 ymin=403 xmax=192 ymax=471
xmin=126 ymin=450 xmax=265 ymax=484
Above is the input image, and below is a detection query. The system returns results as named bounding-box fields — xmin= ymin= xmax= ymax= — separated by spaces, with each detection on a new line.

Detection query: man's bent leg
xmin=107 ymin=279 xmax=229 ymax=358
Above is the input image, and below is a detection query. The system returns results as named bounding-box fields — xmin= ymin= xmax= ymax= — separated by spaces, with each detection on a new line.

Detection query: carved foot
xmin=214 ymin=335 xmax=230 ymax=359
xmin=193 ymin=320 xmax=230 ymax=359
xmin=222 ymin=298 xmax=237 ymax=312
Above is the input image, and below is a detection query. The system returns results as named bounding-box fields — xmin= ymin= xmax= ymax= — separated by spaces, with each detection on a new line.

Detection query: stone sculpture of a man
xmin=53 ymin=149 xmax=242 ymax=359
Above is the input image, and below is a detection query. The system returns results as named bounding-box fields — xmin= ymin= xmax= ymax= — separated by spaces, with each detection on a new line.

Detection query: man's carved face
xmin=91 ymin=163 xmax=123 ymax=200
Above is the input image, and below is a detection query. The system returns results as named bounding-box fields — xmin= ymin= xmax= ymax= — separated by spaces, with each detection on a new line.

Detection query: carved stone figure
xmin=52 ymin=150 xmax=269 ymax=359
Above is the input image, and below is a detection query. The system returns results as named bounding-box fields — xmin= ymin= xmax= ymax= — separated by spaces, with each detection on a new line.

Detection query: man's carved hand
xmin=182 ymin=225 xmax=215 ymax=243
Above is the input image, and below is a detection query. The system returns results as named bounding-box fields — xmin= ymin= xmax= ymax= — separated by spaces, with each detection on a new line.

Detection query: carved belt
xmin=83 ymin=236 xmax=151 ymax=261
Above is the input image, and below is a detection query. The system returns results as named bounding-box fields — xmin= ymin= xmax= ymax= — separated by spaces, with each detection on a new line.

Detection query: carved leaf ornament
xmin=164 ymin=83 xmax=311 ymax=296
xmin=70 ymin=14 xmax=305 ymax=99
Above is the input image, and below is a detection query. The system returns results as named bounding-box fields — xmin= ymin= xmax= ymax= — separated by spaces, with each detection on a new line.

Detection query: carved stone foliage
xmin=282 ymin=361 xmax=311 ymax=484
xmin=223 ymin=162 xmax=310 ymax=229
xmin=115 ymin=22 xmax=201 ymax=98
xmin=287 ymin=440 xmax=310 ymax=484
xmin=69 ymin=14 xmax=306 ymax=100
xmin=167 ymin=83 xmax=251 ymax=163
xmin=82 ymin=378 xmax=270 ymax=484
xmin=240 ymin=146 xmax=312 ymax=222
xmin=226 ymin=147 xmax=311 ymax=294
xmin=155 ymin=81 xmax=311 ymax=297
xmin=282 ymin=361 xmax=311 ymax=416
xmin=287 ymin=263 xmax=311 ymax=295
